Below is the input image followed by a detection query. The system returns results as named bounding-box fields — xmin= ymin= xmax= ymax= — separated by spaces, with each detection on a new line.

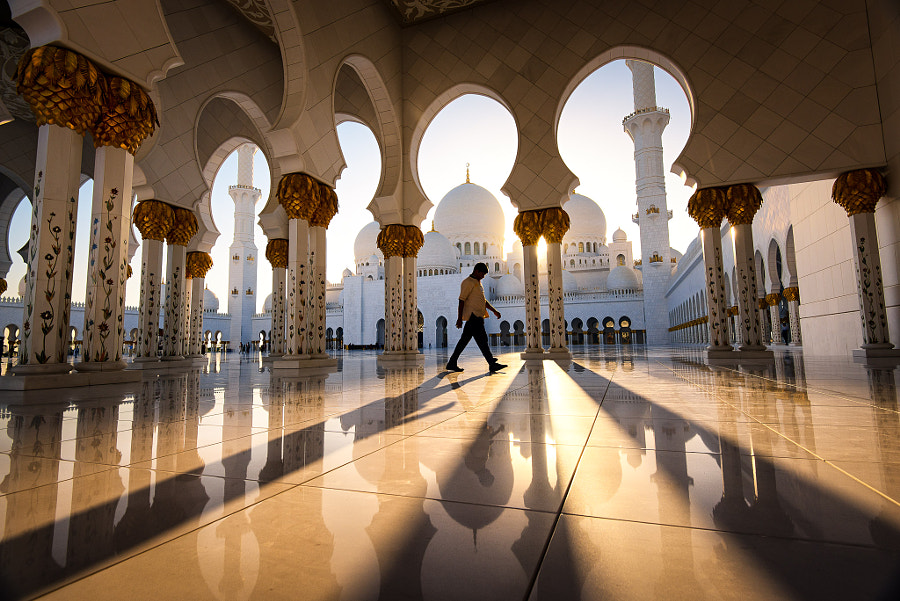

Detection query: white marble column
xmin=848 ymin=212 xmax=893 ymax=349
xmin=15 ymin=124 xmax=82 ymax=373
xmin=383 ymin=255 xmax=403 ymax=353
xmin=136 ymin=238 xmax=164 ymax=361
xmin=270 ymin=265 xmax=286 ymax=356
xmin=523 ymin=243 xmax=543 ymax=354
xmin=767 ymin=293 xmax=784 ymax=345
xmin=403 ymin=255 xmax=418 ymax=353
xmin=78 ymin=147 xmax=134 ymax=370
xmin=188 ymin=275 xmax=205 ymax=356
xmin=731 ymin=223 xmax=766 ymax=350
xmin=700 ymin=227 xmax=731 ymax=351
xmin=546 ymin=241 xmax=567 ymax=352
xmin=286 ymin=218 xmax=310 ymax=356
xmin=308 ymin=225 xmax=328 ymax=357
xmin=162 ymin=243 xmax=187 ymax=359
xmin=784 ymin=287 xmax=802 ymax=346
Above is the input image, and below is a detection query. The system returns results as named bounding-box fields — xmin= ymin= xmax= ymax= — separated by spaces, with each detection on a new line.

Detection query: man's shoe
xmin=446 ymin=364 xmax=464 ymax=372
xmin=489 ymin=362 xmax=507 ymax=373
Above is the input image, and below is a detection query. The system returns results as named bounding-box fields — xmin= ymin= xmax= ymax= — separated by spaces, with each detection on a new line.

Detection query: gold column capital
xmin=541 ymin=207 xmax=570 ymax=243
xmin=309 ymin=185 xmax=339 ymax=228
xmin=186 ymin=251 xmax=213 ymax=279
xmin=16 ymin=45 xmax=103 ymax=136
xmin=376 ymin=224 xmax=423 ymax=258
xmin=0 ymin=278 xmax=6 ymax=296
xmin=513 ymin=210 xmax=542 ymax=246
xmin=277 ymin=173 xmax=320 ymax=221
xmin=832 ymin=168 xmax=886 ymax=215
xmin=687 ymin=187 xmax=727 ymax=229
xmin=126 ymin=265 xmax=133 ymax=279
xmin=166 ymin=207 xmax=198 ymax=246
xmin=782 ymin=286 xmax=800 ymax=302
xmin=725 ymin=184 xmax=763 ymax=225
xmin=758 ymin=298 xmax=768 ymax=310
xmin=265 ymin=238 xmax=289 ymax=268
xmin=765 ymin=292 xmax=781 ymax=306
xmin=92 ymin=76 xmax=158 ymax=154
xmin=133 ymin=200 xmax=175 ymax=241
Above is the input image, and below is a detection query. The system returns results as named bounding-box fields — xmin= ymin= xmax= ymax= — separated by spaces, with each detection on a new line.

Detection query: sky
xmin=5 ymin=59 xmax=698 ymax=313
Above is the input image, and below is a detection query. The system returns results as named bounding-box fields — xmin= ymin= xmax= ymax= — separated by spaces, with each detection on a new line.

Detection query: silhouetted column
xmin=783 ymin=286 xmax=802 ymax=345
xmin=543 ymin=207 xmax=570 ymax=356
xmin=725 ymin=184 xmax=767 ymax=350
xmin=265 ymin=239 xmax=288 ymax=357
xmin=514 ymin=211 xmax=543 ymax=356
xmin=162 ymin=208 xmax=197 ymax=360
xmin=687 ymin=188 xmax=731 ymax=354
xmin=308 ymin=185 xmax=337 ymax=356
xmin=185 ymin=252 xmax=212 ymax=356
xmin=766 ymin=292 xmax=783 ymax=344
xmin=132 ymin=201 xmax=174 ymax=361
xmin=378 ymin=227 xmax=404 ymax=354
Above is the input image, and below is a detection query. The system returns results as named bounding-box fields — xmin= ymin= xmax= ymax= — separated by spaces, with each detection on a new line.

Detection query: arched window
xmin=474 ymin=242 xmax=480 ymax=255
xmin=494 ymin=262 xmax=500 ymax=272
xmin=593 ymin=242 xmax=598 ymax=252
xmin=465 ymin=242 xmax=471 ymax=255
xmin=570 ymin=259 xmax=575 ymax=267
xmin=483 ymin=241 xmax=488 ymax=253
xmin=564 ymin=244 xmax=569 ymax=253
xmin=456 ymin=242 xmax=462 ymax=252
xmin=578 ymin=242 xmax=584 ymax=253
xmin=617 ymin=254 xmax=625 ymax=266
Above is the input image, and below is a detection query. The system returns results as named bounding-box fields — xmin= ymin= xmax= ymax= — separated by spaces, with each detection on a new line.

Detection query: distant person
xmin=446 ymin=263 xmax=507 ymax=373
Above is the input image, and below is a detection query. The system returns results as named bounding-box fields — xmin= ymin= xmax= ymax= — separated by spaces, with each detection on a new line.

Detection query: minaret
xmin=623 ymin=60 xmax=672 ymax=345
xmin=227 ymin=144 xmax=260 ymax=349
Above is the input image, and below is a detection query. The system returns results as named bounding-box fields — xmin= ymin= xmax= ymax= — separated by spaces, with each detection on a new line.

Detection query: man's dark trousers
xmin=448 ymin=314 xmax=496 ymax=366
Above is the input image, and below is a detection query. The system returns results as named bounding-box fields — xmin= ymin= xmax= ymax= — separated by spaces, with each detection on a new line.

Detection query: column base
xmin=520 ymin=348 xmax=547 ymax=360
xmin=11 ymin=363 xmax=73 ymax=376
xmin=162 ymin=355 xmax=185 ymax=361
xmin=272 ymin=355 xmax=339 ymax=370
xmin=545 ymin=347 xmax=572 ymax=360
xmin=74 ymin=359 xmax=128 ymax=372
xmin=377 ymin=351 xmax=424 ymax=365
xmin=0 ymin=368 xmax=142 ymax=390
xmin=127 ymin=358 xmax=198 ymax=372
xmin=705 ymin=348 xmax=775 ymax=365
xmin=853 ymin=348 xmax=900 ymax=366
xmin=263 ymin=352 xmax=285 ymax=363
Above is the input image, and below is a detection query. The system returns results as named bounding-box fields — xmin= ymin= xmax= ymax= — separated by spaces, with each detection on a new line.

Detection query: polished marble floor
xmin=1 ymin=346 xmax=900 ymax=600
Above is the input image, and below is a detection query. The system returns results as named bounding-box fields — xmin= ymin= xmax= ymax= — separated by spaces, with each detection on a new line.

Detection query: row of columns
xmin=375 ymin=224 xmax=424 ymax=358
xmin=513 ymin=207 xmax=571 ymax=359
xmin=688 ymin=169 xmax=893 ymax=358
xmin=12 ymin=45 xmax=157 ymax=376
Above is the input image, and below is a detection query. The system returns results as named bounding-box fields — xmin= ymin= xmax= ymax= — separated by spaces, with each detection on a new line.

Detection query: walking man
xmin=446 ymin=263 xmax=508 ymax=373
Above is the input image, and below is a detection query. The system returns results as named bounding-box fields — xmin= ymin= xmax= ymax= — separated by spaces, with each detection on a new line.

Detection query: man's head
xmin=472 ymin=263 xmax=489 ymax=280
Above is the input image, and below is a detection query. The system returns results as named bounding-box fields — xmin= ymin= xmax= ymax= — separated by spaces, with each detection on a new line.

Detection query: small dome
xmin=263 ymin=293 xmax=272 ymax=313
xmin=612 ymin=227 xmax=627 ymax=242
xmin=565 ymin=193 xmax=607 ymax=242
xmin=433 ymin=183 xmax=505 ymax=244
xmin=18 ymin=275 xmax=26 ymax=297
xmin=418 ymin=230 xmax=458 ymax=270
xmin=354 ymin=222 xmax=383 ymax=264
xmin=495 ymin=273 xmax=524 ymax=297
xmin=562 ymin=269 xmax=578 ymax=293
xmin=204 ymin=288 xmax=219 ymax=312
xmin=341 ymin=267 xmax=352 ymax=279
xmin=607 ymin=265 xmax=639 ymax=291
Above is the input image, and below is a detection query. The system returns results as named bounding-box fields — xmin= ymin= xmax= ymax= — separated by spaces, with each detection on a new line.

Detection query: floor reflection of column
xmin=67 ymin=400 xmax=125 ymax=571
xmin=867 ymin=369 xmax=900 ymax=548
xmin=259 ymin=374 xmax=285 ymax=482
xmin=116 ymin=379 xmax=158 ymax=547
xmin=0 ymin=404 xmax=66 ymax=596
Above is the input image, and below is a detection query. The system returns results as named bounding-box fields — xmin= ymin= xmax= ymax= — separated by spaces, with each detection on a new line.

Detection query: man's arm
xmin=485 ymin=300 xmax=501 ymax=319
xmin=456 ymin=299 xmax=465 ymax=329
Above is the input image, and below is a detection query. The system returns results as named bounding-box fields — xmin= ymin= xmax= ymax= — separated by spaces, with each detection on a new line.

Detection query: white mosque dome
xmin=433 ymin=183 xmax=505 ymax=242
xmin=18 ymin=275 xmax=26 ymax=297
xmin=562 ymin=269 xmax=578 ymax=293
xmin=495 ymin=273 xmax=524 ymax=297
xmin=607 ymin=265 xmax=640 ymax=291
xmin=354 ymin=221 xmax=383 ymax=264
xmin=204 ymin=288 xmax=219 ymax=312
xmin=263 ymin=293 xmax=272 ymax=313
xmin=612 ymin=227 xmax=627 ymax=242
xmin=565 ymin=193 xmax=607 ymax=242
xmin=418 ymin=230 xmax=458 ymax=269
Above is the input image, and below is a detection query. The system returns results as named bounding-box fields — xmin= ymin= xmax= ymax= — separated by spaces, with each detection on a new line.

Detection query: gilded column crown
xmin=186 ymin=252 xmax=213 ymax=279
xmin=166 ymin=207 xmax=198 ymax=246
xmin=832 ymin=169 xmax=886 ymax=215
xmin=782 ymin=287 xmax=800 ymax=302
xmin=0 ymin=278 xmax=6 ymax=296
xmin=513 ymin=210 xmax=543 ymax=246
xmin=92 ymin=76 xmax=158 ymax=154
xmin=277 ymin=173 xmax=320 ymax=221
xmin=16 ymin=45 xmax=103 ymax=136
xmin=765 ymin=293 xmax=781 ymax=306
xmin=725 ymin=184 xmax=763 ymax=225
xmin=402 ymin=226 xmax=424 ymax=257
xmin=687 ymin=187 xmax=727 ymax=229
xmin=541 ymin=207 xmax=570 ymax=243
xmin=309 ymin=184 xmax=339 ymax=228
xmin=265 ymin=238 xmax=289 ymax=268
xmin=133 ymin=200 xmax=175 ymax=241
xmin=758 ymin=298 xmax=768 ymax=310
xmin=376 ymin=224 xmax=407 ymax=258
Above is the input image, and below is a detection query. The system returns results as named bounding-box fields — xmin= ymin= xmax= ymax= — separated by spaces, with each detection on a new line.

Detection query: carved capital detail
xmin=92 ymin=76 xmax=158 ymax=154
xmin=377 ymin=224 xmax=424 ymax=258
xmin=687 ymin=187 xmax=727 ymax=229
xmin=186 ymin=252 xmax=213 ymax=279
xmin=277 ymin=173 xmax=320 ymax=221
xmin=832 ymin=169 xmax=886 ymax=215
xmin=133 ymin=200 xmax=175 ymax=241
xmin=265 ymin=238 xmax=289 ymax=268
xmin=0 ymin=278 xmax=6 ymax=296
xmin=541 ymin=207 xmax=570 ymax=243
xmin=513 ymin=210 xmax=543 ymax=246
xmin=166 ymin=207 xmax=198 ymax=246
xmin=782 ymin=286 xmax=800 ymax=303
xmin=310 ymin=185 xmax=339 ymax=228
xmin=765 ymin=292 xmax=781 ymax=306
xmin=725 ymin=184 xmax=763 ymax=225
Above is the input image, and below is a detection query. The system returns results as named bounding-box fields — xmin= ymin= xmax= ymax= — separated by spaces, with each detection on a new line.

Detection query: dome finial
xmin=430 ymin=220 xmax=436 ymax=232
xmin=466 ymin=162 xmax=470 ymax=184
